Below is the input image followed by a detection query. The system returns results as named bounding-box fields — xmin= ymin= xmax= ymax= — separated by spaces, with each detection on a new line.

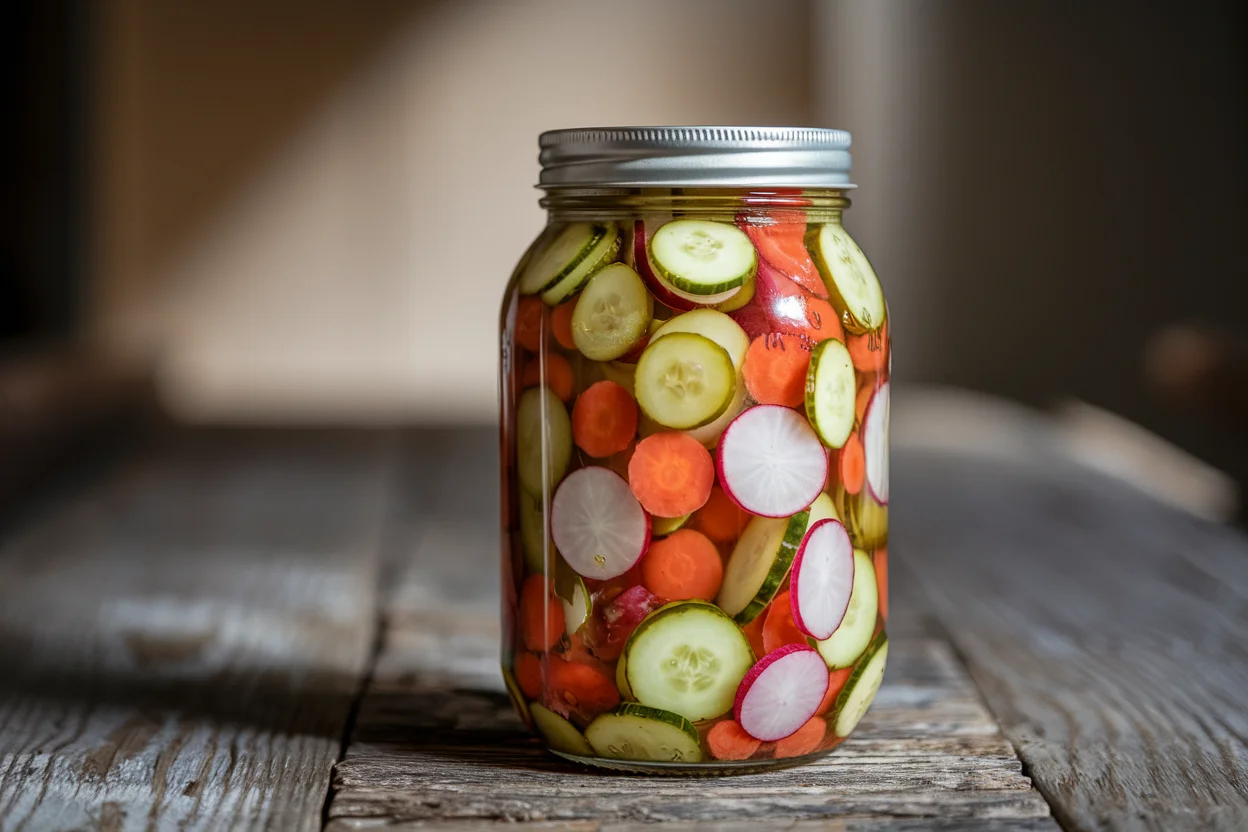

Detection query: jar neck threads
xmin=541 ymin=188 xmax=850 ymax=223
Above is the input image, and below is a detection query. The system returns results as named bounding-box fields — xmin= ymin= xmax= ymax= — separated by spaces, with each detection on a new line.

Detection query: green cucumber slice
xmin=554 ymin=567 xmax=591 ymax=636
xmin=635 ymin=332 xmax=735 ymax=430
xmin=838 ymin=483 xmax=889 ymax=549
xmin=531 ymin=702 xmax=595 ymax=755
xmin=624 ymin=601 xmax=755 ymax=722
xmin=683 ymin=371 xmax=746 ymax=448
xmin=805 ymin=338 xmax=856 ymax=449
xmin=806 ymin=224 xmax=886 ymax=334
xmin=717 ymin=511 xmax=810 ymax=624
xmin=649 ymin=219 xmax=757 ymax=296
xmin=571 ymin=263 xmax=653 ymax=361
xmin=616 ymin=654 xmax=633 ymax=700
xmin=808 ymin=492 xmax=841 ymax=528
xmin=814 ymin=549 xmax=879 ymax=669
xmin=584 ymin=703 xmax=703 ymax=763
xmin=519 ymin=222 xmax=610 ymax=296
xmin=832 ymin=633 xmax=888 ymax=736
xmin=516 ymin=386 xmax=572 ymax=497
xmin=503 ymin=666 xmax=531 ymax=723
xmin=519 ymin=490 xmax=551 ymax=574
xmin=650 ymin=309 xmax=750 ymax=371
xmin=540 ymin=225 xmax=621 ymax=306
xmin=599 ymin=361 xmax=637 ymax=396
xmin=652 ymin=513 xmax=692 ymax=537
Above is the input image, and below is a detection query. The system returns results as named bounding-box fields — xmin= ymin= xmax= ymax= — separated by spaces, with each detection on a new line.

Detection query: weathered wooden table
xmin=0 ymin=401 xmax=1245 ymax=831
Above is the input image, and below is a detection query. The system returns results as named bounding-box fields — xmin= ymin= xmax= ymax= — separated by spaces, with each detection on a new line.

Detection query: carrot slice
xmin=694 ymin=485 xmax=749 ymax=543
xmin=571 ymin=380 xmax=638 ymax=458
xmin=762 ymin=590 xmax=807 ymax=654
xmin=855 ymin=380 xmax=874 ymax=424
xmin=743 ymin=221 xmax=827 ymax=298
xmin=641 ymin=528 xmax=723 ymax=602
xmin=742 ymin=334 xmax=811 ymax=408
xmin=707 ymin=719 xmax=762 ymax=761
xmin=521 ymin=353 xmax=574 ymax=403
xmin=848 ymin=320 xmax=888 ymax=374
xmin=552 ymin=301 xmax=577 ymax=351
xmin=742 ymin=612 xmax=766 ymax=659
xmin=515 ymin=651 xmax=543 ymax=699
xmin=515 ymin=296 xmax=546 ymax=354
xmin=627 ymin=432 xmax=714 ymax=517
xmin=803 ymin=296 xmax=845 ymax=345
xmin=545 ymin=655 xmax=620 ymax=719
xmin=875 ymin=547 xmax=889 ymax=620
xmin=840 ymin=432 xmax=865 ymax=495
xmin=774 ymin=716 xmax=826 ymax=758
xmin=816 ymin=667 xmax=854 ymax=715
xmin=520 ymin=574 xmax=564 ymax=652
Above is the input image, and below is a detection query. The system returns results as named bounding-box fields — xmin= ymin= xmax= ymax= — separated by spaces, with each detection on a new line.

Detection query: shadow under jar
xmin=500 ymin=127 xmax=890 ymax=774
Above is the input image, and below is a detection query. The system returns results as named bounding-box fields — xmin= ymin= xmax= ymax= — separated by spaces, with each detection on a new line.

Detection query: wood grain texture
xmin=892 ymin=408 xmax=1248 ymax=832
xmin=324 ymin=431 xmax=1055 ymax=831
xmin=0 ymin=430 xmax=395 ymax=831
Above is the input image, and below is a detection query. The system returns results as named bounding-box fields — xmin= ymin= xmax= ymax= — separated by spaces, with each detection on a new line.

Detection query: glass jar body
xmin=499 ymin=188 xmax=890 ymax=773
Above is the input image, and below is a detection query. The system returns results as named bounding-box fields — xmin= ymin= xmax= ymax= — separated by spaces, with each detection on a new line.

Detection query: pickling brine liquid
xmin=500 ymin=191 xmax=889 ymax=773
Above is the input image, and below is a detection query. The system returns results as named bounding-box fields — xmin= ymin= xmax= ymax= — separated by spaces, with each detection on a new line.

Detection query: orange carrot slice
xmin=628 ymin=432 xmax=714 ymax=517
xmin=694 ymin=485 xmax=749 ymax=543
xmin=571 ymin=380 xmax=638 ymax=458
xmin=552 ymin=301 xmax=577 ymax=351
xmin=774 ymin=716 xmax=826 ymax=758
xmin=762 ymin=590 xmax=807 ymax=654
xmin=743 ymin=221 xmax=827 ymax=299
xmin=840 ymin=432 xmax=865 ymax=495
xmin=855 ymin=380 xmax=874 ymax=424
xmin=848 ymin=320 xmax=888 ymax=374
xmin=520 ymin=575 xmax=564 ymax=652
xmin=641 ymin=528 xmax=723 ymax=602
xmin=515 ymin=652 xmax=543 ymax=699
xmin=742 ymin=612 xmax=766 ymax=659
xmin=515 ymin=296 xmax=546 ymax=354
xmin=707 ymin=719 xmax=762 ymax=761
xmin=742 ymin=334 xmax=811 ymax=408
xmin=521 ymin=352 xmax=574 ymax=403
xmin=875 ymin=547 xmax=889 ymax=620
xmin=816 ymin=667 xmax=854 ymax=715
xmin=546 ymin=655 xmax=620 ymax=719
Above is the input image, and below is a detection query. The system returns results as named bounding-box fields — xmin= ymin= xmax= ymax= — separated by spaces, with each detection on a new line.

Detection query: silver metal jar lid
xmin=538 ymin=126 xmax=854 ymax=189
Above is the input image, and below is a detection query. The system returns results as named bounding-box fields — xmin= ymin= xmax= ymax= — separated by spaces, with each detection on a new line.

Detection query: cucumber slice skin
xmin=805 ymin=338 xmax=857 ymax=450
xmin=520 ymin=223 xmax=611 ymax=296
xmin=554 ymin=567 xmax=591 ymax=636
xmin=571 ymin=263 xmax=654 ymax=361
xmin=718 ymin=510 xmax=811 ymax=625
xmin=624 ymin=600 xmax=756 ymax=723
xmin=649 ymin=220 xmax=757 ymax=296
xmin=634 ymin=332 xmax=736 ymax=430
xmin=832 ymin=633 xmax=888 ymax=737
xmin=650 ymin=309 xmax=751 ymax=371
xmin=652 ymin=513 xmax=692 ymax=537
xmin=616 ymin=654 xmax=634 ymax=700
xmin=805 ymin=224 xmax=886 ymax=335
xmin=584 ymin=703 xmax=704 ymax=763
xmin=814 ymin=549 xmax=879 ymax=669
xmin=518 ymin=490 xmax=551 ymax=574
xmin=531 ymin=701 xmax=595 ymax=756
xmin=540 ymin=226 xmax=622 ymax=306
xmin=516 ymin=386 xmax=572 ymax=497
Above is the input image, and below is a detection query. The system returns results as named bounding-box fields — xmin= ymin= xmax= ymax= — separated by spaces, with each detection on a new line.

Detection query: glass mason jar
xmin=500 ymin=127 xmax=889 ymax=773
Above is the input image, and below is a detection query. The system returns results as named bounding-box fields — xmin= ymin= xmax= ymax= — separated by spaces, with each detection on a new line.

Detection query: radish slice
xmin=716 ymin=405 xmax=828 ymax=518
xmin=863 ymin=382 xmax=890 ymax=505
xmin=634 ymin=221 xmax=697 ymax=311
xmin=733 ymin=644 xmax=830 ymax=741
xmin=552 ymin=467 xmax=651 ymax=580
xmin=790 ymin=519 xmax=856 ymax=640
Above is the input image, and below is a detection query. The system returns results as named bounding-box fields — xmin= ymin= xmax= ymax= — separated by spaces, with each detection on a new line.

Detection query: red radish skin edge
xmin=633 ymin=221 xmax=697 ymax=312
xmin=715 ymin=405 xmax=829 ymax=519
xmin=550 ymin=467 xmax=652 ymax=581
xmin=790 ymin=519 xmax=856 ymax=640
xmin=733 ymin=644 xmax=830 ymax=742
xmin=864 ymin=382 xmax=890 ymax=506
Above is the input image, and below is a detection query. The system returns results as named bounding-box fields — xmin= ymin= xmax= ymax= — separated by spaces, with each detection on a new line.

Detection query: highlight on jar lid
xmin=537 ymin=126 xmax=855 ymax=189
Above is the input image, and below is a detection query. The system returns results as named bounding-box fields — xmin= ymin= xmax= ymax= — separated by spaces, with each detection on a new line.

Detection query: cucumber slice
xmin=554 ymin=565 xmax=591 ymax=636
xmin=714 ymin=273 xmax=756 ymax=313
xmin=651 ymin=309 xmax=750 ymax=371
xmin=519 ymin=489 xmax=551 ymax=574
xmin=516 ymin=386 xmax=572 ymax=497
xmin=531 ymin=701 xmax=595 ymax=756
xmin=683 ymin=372 xmax=746 ymax=448
xmin=649 ymin=220 xmax=757 ymax=296
xmin=540 ymin=225 xmax=621 ymax=306
xmin=616 ymin=654 xmax=633 ymax=700
xmin=717 ymin=510 xmax=810 ymax=624
xmin=600 ymin=361 xmax=637 ymax=396
xmin=805 ymin=338 xmax=856 ymax=450
xmin=838 ymin=483 xmax=889 ymax=549
xmin=502 ymin=666 xmax=531 ymax=723
xmin=813 ymin=549 xmax=879 ymax=669
xmin=519 ymin=223 xmax=609 ymax=296
xmin=624 ymin=601 xmax=755 ymax=722
xmin=808 ymin=492 xmax=841 ymax=528
xmin=832 ymin=634 xmax=888 ymax=736
xmin=806 ymin=224 xmax=886 ymax=334
xmin=571 ymin=263 xmax=653 ymax=361
xmin=652 ymin=513 xmax=692 ymax=537
xmin=584 ymin=703 xmax=703 ymax=763
xmin=635 ymin=333 xmax=735 ymax=430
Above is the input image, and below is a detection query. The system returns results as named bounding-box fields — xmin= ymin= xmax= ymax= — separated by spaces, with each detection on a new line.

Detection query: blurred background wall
xmin=4 ymin=0 xmax=1246 ymax=504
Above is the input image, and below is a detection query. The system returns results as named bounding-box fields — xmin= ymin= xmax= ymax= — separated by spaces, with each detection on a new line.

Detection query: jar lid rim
xmin=537 ymin=125 xmax=855 ymax=189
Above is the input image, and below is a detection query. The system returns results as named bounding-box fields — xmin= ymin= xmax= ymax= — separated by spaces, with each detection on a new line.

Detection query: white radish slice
xmin=733 ymin=644 xmax=830 ymax=741
xmin=790 ymin=519 xmax=856 ymax=640
xmin=551 ymin=467 xmax=651 ymax=580
xmin=863 ymin=382 xmax=890 ymax=505
xmin=716 ymin=405 xmax=828 ymax=518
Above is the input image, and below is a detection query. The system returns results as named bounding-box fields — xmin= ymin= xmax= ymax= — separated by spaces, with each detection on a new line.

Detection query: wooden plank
xmin=325 ymin=431 xmax=1055 ymax=830
xmin=0 ymin=429 xmax=394 ymax=831
xmin=892 ymin=415 xmax=1248 ymax=831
